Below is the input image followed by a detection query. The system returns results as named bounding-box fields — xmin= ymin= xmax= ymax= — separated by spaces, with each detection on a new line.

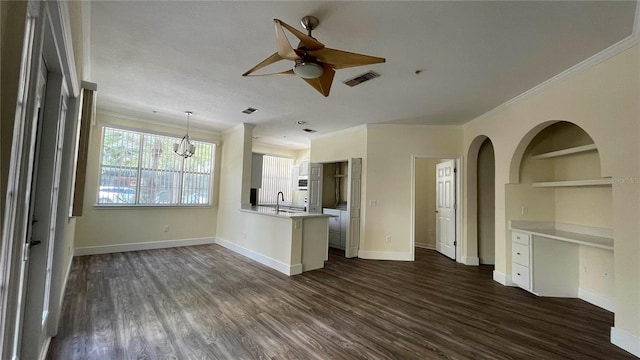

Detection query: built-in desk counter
xmin=508 ymin=221 xmax=614 ymax=311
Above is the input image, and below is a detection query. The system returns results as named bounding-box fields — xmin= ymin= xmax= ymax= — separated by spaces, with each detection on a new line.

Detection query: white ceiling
xmin=89 ymin=1 xmax=636 ymax=149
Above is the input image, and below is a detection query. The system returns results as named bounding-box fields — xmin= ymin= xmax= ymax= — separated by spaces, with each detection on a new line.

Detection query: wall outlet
xmin=369 ymin=200 xmax=377 ymax=207
xmin=385 ymin=235 xmax=391 ymax=243
xmin=163 ymin=225 xmax=170 ymax=232
xmin=243 ymin=233 xmax=247 ymax=240
xmin=521 ymin=206 xmax=528 ymax=216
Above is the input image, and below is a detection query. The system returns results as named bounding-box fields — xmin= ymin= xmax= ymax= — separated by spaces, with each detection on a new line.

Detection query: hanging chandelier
xmin=173 ymin=111 xmax=196 ymax=158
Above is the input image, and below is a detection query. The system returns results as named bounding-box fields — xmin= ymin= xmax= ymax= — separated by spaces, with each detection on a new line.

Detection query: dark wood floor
xmin=47 ymin=245 xmax=634 ymax=360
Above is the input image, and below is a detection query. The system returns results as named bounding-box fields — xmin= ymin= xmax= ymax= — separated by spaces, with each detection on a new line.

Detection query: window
xmin=258 ymin=155 xmax=293 ymax=205
xmin=98 ymin=126 xmax=215 ymax=206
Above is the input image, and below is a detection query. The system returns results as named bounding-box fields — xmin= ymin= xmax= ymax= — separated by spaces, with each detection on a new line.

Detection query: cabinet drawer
xmin=512 ymin=243 xmax=530 ymax=267
xmin=511 ymin=231 xmax=530 ymax=245
xmin=512 ymin=262 xmax=531 ymax=290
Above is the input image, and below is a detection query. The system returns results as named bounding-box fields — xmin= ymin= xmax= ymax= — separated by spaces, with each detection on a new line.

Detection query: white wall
xmin=462 ymin=45 xmax=640 ymax=344
xmin=365 ymin=125 xmax=462 ymax=258
xmin=74 ymin=113 xmax=221 ymax=250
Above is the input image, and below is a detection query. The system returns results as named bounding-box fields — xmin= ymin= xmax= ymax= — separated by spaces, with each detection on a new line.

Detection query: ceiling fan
xmin=242 ymin=16 xmax=386 ymax=97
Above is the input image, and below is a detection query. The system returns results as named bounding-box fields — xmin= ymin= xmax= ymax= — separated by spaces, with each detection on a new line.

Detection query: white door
xmin=307 ymin=163 xmax=323 ymax=214
xmin=21 ymin=71 xmax=68 ymax=360
xmin=436 ymin=160 xmax=456 ymax=260
xmin=345 ymin=158 xmax=362 ymax=258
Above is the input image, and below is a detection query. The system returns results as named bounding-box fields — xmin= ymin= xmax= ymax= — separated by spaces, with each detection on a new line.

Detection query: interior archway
xmin=465 ymin=135 xmax=495 ymax=267
xmin=506 ymin=121 xmax=614 ymax=312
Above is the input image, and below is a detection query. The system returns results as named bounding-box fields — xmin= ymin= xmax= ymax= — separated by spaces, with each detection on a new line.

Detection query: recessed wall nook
xmin=507 ymin=121 xmax=614 ymax=311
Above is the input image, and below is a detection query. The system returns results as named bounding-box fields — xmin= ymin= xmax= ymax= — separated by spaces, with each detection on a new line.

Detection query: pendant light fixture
xmin=173 ymin=111 xmax=196 ymax=158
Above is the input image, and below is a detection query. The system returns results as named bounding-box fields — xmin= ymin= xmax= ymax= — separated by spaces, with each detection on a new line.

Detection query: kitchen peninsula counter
xmin=226 ymin=206 xmax=329 ymax=276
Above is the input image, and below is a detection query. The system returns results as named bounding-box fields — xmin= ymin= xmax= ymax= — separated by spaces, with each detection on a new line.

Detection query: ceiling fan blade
xmin=302 ymin=64 xmax=335 ymax=97
xmin=245 ymin=69 xmax=295 ymax=77
xmin=310 ymin=48 xmax=385 ymax=69
xmin=242 ymin=52 xmax=287 ymax=76
xmin=274 ymin=20 xmax=301 ymax=60
xmin=275 ymin=19 xmax=325 ymax=51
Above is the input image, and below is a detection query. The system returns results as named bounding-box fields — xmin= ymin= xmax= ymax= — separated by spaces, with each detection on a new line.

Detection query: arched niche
xmin=467 ymin=135 xmax=495 ymax=264
xmin=506 ymin=120 xmax=613 ymax=311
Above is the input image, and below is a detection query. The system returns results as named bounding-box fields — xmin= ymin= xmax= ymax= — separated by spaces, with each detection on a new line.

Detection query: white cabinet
xmin=511 ymin=227 xmax=581 ymax=297
xmin=511 ymin=232 xmax=532 ymax=290
xmin=324 ymin=208 xmax=346 ymax=250
xmin=251 ymin=153 xmax=263 ymax=188
xmin=299 ymin=160 xmax=309 ymax=176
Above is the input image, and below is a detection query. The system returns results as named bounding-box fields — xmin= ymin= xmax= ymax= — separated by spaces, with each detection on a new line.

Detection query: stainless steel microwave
xmin=297 ymin=177 xmax=308 ymax=190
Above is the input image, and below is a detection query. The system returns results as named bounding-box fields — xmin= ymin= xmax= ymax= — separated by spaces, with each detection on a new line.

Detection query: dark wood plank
xmin=47 ymin=245 xmax=635 ymax=360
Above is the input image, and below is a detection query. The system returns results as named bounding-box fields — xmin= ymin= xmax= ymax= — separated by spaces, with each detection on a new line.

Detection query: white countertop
xmin=510 ymin=221 xmax=613 ymax=250
xmin=240 ymin=205 xmax=330 ymax=219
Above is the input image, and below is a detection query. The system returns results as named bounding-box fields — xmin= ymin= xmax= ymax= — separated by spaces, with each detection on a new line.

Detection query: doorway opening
xmin=412 ymin=156 xmax=462 ymax=262
xmin=312 ymin=159 xmax=362 ymax=259
xmin=477 ymin=139 xmax=495 ymax=265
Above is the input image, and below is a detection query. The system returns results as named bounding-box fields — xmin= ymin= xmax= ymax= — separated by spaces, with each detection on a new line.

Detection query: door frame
xmin=0 ymin=1 xmax=79 ymax=358
xmin=410 ymin=155 xmax=463 ymax=262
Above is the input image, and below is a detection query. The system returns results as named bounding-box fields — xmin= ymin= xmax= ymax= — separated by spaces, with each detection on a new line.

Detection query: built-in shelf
xmin=532 ymin=178 xmax=612 ymax=188
xmin=532 ymin=144 xmax=597 ymax=160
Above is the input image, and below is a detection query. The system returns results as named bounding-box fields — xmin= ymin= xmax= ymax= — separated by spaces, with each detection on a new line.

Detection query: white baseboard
xmin=358 ymin=250 xmax=413 ymax=261
xmin=611 ymin=327 xmax=640 ymax=357
xmin=214 ymin=237 xmax=302 ymax=276
xmin=493 ymin=270 xmax=516 ymax=286
xmin=461 ymin=256 xmax=480 ymax=266
xmin=74 ymin=237 xmax=216 ymax=256
xmin=578 ymin=287 xmax=615 ymax=312
xmin=414 ymin=242 xmax=435 ymax=250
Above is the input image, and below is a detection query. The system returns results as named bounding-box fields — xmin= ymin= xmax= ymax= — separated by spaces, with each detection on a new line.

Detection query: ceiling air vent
xmin=242 ymin=107 xmax=258 ymax=114
xmin=302 ymin=128 xmax=317 ymax=133
xmin=343 ymin=71 xmax=380 ymax=87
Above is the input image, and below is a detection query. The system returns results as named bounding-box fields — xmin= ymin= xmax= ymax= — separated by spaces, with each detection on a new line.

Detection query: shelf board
xmin=532 ymin=178 xmax=612 ymax=188
xmin=531 ymin=144 xmax=597 ymax=159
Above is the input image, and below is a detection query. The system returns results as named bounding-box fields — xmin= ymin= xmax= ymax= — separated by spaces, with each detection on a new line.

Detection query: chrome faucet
xmin=276 ymin=191 xmax=285 ymax=212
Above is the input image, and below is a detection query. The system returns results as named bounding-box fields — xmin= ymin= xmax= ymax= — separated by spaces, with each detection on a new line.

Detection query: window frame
xmin=95 ymin=124 xmax=217 ymax=208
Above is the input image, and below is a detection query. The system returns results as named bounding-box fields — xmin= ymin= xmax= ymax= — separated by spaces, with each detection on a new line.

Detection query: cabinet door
xmin=299 ymin=160 xmax=309 ymax=176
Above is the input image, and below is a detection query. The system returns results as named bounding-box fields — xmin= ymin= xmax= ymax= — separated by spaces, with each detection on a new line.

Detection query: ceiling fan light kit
xmin=243 ymin=15 xmax=385 ymax=97
xmin=293 ymin=61 xmax=323 ymax=79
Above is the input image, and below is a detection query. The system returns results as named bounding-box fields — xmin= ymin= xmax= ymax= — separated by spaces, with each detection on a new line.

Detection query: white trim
xmin=578 ymin=288 xmax=615 ymax=312
xmin=493 ymin=270 xmax=516 ymax=286
xmin=461 ymin=256 xmax=480 ymax=266
xmin=96 ymin=121 xmax=220 ymax=145
xmin=223 ymin=122 xmax=255 ymax=135
xmin=611 ymin=327 xmax=640 ymax=357
xmin=214 ymin=237 xmax=302 ymax=276
xmin=38 ymin=337 xmax=51 ymax=360
xmin=74 ymin=237 xmax=216 ymax=256
xmin=357 ymin=250 xmax=413 ymax=261
xmin=414 ymin=242 xmax=435 ymax=250
xmin=311 ymin=124 xmax=367 ymax=141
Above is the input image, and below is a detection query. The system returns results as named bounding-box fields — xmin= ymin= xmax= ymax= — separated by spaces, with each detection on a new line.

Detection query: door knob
xmin=29 ymin=240 xmax=41 ymax=248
